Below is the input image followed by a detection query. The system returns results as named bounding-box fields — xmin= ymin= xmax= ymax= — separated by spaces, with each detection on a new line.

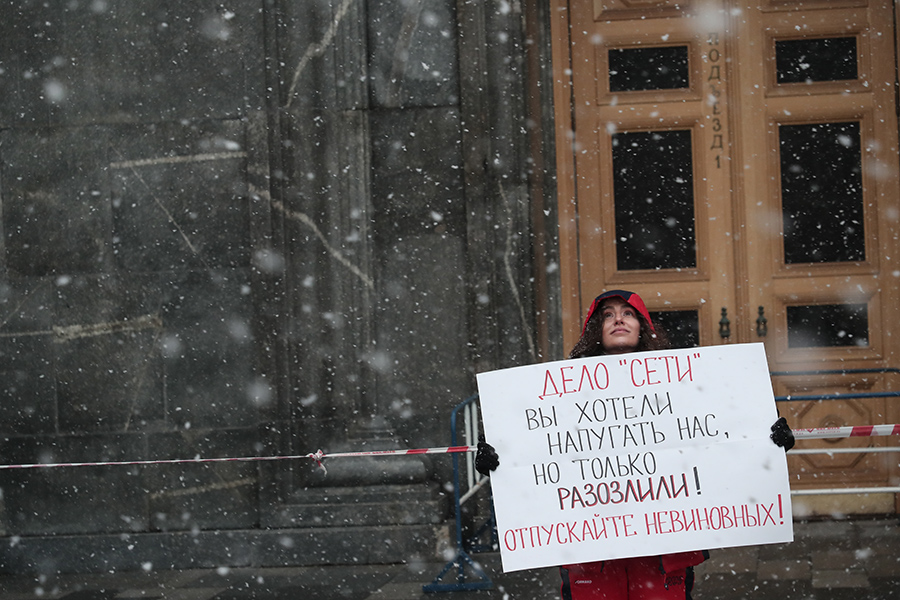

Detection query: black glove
xmin=475 ymin=441 xmax=500 ymax=476
xmin=770 ymin=416 xmax=795 ymax=452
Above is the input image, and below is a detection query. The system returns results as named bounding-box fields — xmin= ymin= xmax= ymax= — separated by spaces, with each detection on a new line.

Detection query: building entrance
xmin=550 ymin=0 xmax=900 ymax=514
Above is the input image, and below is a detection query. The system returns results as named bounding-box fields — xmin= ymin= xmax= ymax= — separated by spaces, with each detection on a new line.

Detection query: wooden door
xmin=551 ymin=0 xmax=900 ymax=514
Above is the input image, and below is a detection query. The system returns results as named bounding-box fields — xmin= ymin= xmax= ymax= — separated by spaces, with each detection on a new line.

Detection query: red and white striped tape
xmin=1 ymin=424 xmax=898 ymax=472
xmin=791 ymin=423 xmax=900 ymax=440
xmin=0 ymin=445 xmax=478 ymax=472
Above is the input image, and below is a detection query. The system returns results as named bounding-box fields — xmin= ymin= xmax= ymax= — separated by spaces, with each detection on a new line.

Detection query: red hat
xmin=582 ymin=289 xmax=655 ymax=335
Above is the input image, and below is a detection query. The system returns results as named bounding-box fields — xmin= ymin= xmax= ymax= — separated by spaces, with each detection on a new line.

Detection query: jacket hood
xmin=582 ymin=289 xmax=655 ymax=335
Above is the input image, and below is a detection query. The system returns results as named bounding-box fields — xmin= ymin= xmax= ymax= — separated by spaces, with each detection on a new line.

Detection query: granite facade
xmin=0 ymin=0 xmax=557 ymax=572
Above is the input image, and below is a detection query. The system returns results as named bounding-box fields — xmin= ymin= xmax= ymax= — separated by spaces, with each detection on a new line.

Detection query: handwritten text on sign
xmin=476 ymin=343 xmax=793 ymax=573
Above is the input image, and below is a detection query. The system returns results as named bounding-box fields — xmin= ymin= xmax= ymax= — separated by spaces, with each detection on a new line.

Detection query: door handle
xmin=719 ymin=307 xmax=731 ymax=339
xmin=756 ymin=306 xmax=768 ymax=337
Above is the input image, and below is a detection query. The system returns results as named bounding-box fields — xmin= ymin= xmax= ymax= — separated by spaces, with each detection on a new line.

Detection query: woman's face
xmin=599 ymin=297 xmax=641 ymax=354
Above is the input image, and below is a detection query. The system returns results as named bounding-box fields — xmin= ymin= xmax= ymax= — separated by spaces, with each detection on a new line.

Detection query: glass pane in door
xmin=612 ymin=129 xmax=696 ymax=270
xmin=775 ymin=37 xmax=858 ymax=83
xmin=779 ymin=121 xmax=864 ymax=264
xmin=609 ymin=46 xmax=690 ymax=92
xmin=786 ymin=303 xmax=868 ymax=348
xmin=650 ymin=309 xmax=699 ymax=349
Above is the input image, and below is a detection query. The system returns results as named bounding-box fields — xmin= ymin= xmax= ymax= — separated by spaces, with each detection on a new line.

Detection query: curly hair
xmin=568 ymin=308 xmax=671 ymax=359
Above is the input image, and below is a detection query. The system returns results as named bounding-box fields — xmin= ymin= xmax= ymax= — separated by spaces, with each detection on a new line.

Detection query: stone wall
xmin=0 ymin=0 xmax=558 ymax=572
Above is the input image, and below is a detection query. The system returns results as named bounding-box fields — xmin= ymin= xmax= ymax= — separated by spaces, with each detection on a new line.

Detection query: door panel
xmin=552 ymin=0 xmax=900 ymax=514
xmin=567 ymin=0 xmax=736 ymax=349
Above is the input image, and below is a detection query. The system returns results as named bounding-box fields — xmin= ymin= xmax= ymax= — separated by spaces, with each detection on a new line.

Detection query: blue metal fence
xmin=423 ymin=394 xmax=497 ymax=593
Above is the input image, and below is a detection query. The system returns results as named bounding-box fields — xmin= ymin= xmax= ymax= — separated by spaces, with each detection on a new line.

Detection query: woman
xmin=476 ymin=289 xmax=795 ymax=600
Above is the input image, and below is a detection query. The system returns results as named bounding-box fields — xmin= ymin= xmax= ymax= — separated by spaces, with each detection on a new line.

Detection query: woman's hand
xmin=475 ymin=441 xmax=500 ymax=475
xmin=770 ymin=416 xmax=795 ymax=451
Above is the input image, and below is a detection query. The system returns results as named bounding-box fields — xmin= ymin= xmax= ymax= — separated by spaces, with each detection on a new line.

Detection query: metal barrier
xmin=772 ymin=368 xmax=900 ymax=403
xmin=774 ymin=371 xmax=900 ymax=496
xmin=424 ymin=394 xmax=497 ymax=593
xmin=787 ymin=441 xmax=900 ymax=496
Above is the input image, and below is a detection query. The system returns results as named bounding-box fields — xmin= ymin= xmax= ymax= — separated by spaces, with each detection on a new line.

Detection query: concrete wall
xmin=0 ymin=0 xmax=558 ymax=571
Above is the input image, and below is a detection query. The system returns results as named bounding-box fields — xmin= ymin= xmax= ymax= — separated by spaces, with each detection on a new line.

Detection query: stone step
xmin=265 ymin=483 xmax=449 ymax=528
xmin=291 ymin=483 xmax=446 ymax=504
xmin=266 ymin=498 xmax=448 ymax=528
xmin=258 ymin=523 xmax=446 ymax=566
xmin=0 ymin=523 xmax=447 ymax=574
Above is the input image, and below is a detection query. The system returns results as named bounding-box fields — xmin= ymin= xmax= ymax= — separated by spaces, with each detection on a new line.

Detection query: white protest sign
xmin=476 ymin=342 xmax=792 ymax=573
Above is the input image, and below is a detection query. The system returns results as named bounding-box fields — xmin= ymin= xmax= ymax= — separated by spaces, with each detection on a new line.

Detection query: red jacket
xmin=561 ymin=551 xmax=708 ymax=600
